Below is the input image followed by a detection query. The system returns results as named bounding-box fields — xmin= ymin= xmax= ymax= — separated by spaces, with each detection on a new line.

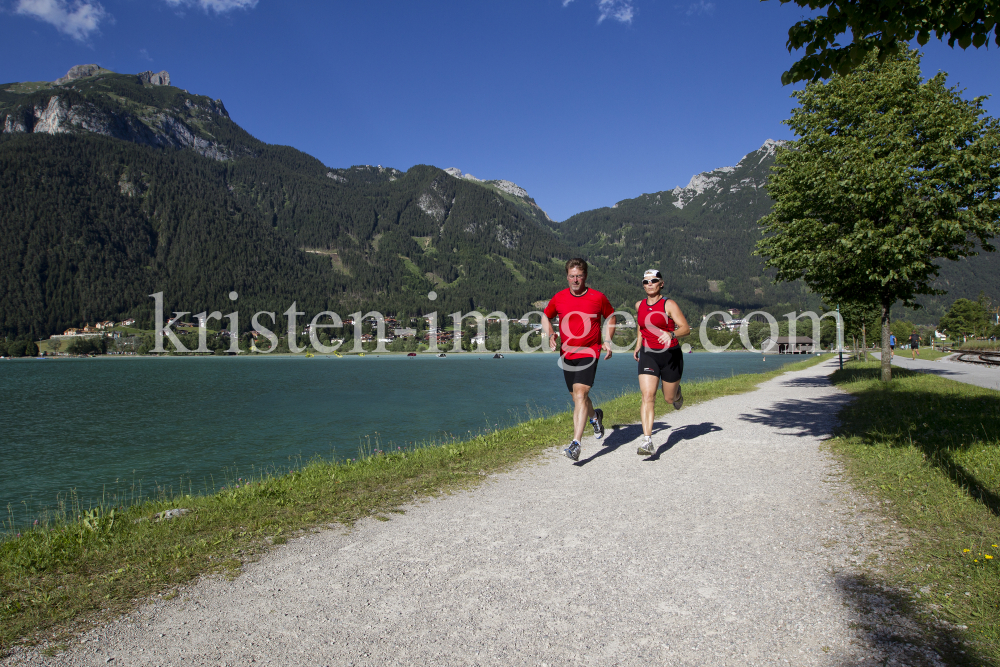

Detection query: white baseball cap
xmin=642 ymin=269 xmax=662 ymax=281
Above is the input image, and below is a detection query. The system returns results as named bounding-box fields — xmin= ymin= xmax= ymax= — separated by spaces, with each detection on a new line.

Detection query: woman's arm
xmin=665 ymin=299 xmax=691 ymax=341
xmin=633 ymin=301 xmax=643 ymax=359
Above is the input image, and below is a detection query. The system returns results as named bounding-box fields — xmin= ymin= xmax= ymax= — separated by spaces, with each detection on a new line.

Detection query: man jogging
xmin=889 ymin=333 xmax=896 ymax=359
xmin=910 ymin=331 xmax=921 ymax=359
xmin=542 ymin=258 xmax=615 ymax=461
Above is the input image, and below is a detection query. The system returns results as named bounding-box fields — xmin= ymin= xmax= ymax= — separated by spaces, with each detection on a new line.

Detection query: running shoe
xmin=591 ymin=408 xmax=605 ymax=439
xmin=564 ymin=440 xmax=581 ymax=461
xmin=636 ymin=436 xmax=654 ymax=456
xmin=672 ymin=385 xmax=684 ymax=410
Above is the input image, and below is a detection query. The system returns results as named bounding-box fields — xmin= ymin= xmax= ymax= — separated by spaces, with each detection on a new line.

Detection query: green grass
xmin=0 ymin=354 xmax=827 ymax=652
xmin=902 ymin=348 xmax=954 ymax=361
xmin=828 ymin=361 xmax=1000 ymax=665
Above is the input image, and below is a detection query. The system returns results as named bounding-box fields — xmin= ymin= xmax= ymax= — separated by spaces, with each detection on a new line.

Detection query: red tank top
xmin=638 ymin=297 xmax=677 ymax=350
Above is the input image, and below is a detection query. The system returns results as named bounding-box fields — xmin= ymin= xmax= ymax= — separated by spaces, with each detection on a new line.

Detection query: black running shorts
xmin=561 ymin=356 xmax=599 ymax=392
xmin=638 ymin=347 xmax=683 ymax=383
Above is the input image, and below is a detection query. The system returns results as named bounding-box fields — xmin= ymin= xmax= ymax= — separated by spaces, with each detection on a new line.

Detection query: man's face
xmin=567 ymin=268 xmax=586 ymax=291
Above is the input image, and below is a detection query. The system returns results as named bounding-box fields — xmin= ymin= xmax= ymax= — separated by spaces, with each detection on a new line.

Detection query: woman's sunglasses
xmin=642 ymin=279 xmax=661 ymax=285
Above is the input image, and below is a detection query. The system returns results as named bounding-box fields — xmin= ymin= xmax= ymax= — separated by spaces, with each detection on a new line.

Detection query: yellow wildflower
xmin=963 ymin=549 xmax=970 ymax=552
xmin=986 ymin=555 xmax=994 ymax=560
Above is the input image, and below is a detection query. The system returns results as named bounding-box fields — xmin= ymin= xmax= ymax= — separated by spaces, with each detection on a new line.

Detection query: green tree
xmin=939 ymin=298 xmax=990 ymax=338
xmin=756 ymin=49 xmax=1000 ymax=381
xmin=835 ymin=299 xmax=882 ymax=358
xmin=772 ymin=0 xmax=1000 ymax=84
xmin=890 ymin=319 xmax=915 ymax=343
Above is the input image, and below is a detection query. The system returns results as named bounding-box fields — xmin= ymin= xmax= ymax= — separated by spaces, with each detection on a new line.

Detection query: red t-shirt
xmin=543 ymin=287 xmax=615 ymax=359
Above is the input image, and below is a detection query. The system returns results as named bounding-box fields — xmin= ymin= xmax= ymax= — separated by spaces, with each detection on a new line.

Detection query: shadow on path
xmin=832 ymin=572 xmax=976 ymax=667
xmin=779 ymin=375 xmax=834 ymax=388
xmin=644 ymin=421 xmax=722 ymax=461
xmin=738 ymin=394 xmax=852 ymax=438
xmin=574 ymin=422 xmax=668 ymax=466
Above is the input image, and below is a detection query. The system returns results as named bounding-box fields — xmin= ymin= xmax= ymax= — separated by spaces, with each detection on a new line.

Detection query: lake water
xmin=0 ymin=352 xmax=796 ymax=520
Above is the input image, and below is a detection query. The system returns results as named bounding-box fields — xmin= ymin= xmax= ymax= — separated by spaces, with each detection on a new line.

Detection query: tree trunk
xmin=881 ymin=303 xmax=892 ymax=382
xmin=862 ymin=323 xmax=867 ymax=362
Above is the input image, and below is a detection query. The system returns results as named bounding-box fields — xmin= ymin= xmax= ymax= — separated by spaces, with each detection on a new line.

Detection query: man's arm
xmin=602 ymin=301 xmax=616 ymax=360
xmin=541 ymin=314 xmax=558 ymax=352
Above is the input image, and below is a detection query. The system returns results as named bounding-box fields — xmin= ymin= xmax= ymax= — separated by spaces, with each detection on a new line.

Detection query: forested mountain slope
xmin=556 ymin=140 xmax=1000 ymax=323
xmin=0 ymin=66 xmax=577 ymax=336
xmin=556 ymin=141 xmax=824 ymax=317
xmin=1 ymin=65 xmax=995 ymax=336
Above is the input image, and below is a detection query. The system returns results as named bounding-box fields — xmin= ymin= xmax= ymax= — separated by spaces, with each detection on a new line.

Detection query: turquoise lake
xmin=0 ymin=352 xmax=798 ymax=520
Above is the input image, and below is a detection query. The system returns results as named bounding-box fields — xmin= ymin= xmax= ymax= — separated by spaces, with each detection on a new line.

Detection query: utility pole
xmin=837 ymin=304 xmax=843 ymax=370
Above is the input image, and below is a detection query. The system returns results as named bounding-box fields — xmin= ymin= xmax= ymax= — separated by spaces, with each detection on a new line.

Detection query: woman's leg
xmin=639 ymin=373 xmax=660 ymax=436
xmin=662 ymin=379 xmax=680 ymax=404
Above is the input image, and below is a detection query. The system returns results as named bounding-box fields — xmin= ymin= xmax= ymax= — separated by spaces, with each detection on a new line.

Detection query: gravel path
xmin=887 ymin=354 xmax=1000 ymax=391
xmin=4 ymin=358 xmax=949 ymax=666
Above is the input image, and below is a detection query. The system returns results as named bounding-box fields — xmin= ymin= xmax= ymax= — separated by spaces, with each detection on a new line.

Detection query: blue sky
xmin=2 ymin=0 xmax=996 ymax=221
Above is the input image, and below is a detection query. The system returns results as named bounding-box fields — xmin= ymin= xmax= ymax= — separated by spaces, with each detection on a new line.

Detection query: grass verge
xmin=0 ymin=353 xmax=829 ymax=652
xmin=828 ymin=361 xmax=1000 ymax=665
xmin=911 ymin=348 xmax=955 ymax=361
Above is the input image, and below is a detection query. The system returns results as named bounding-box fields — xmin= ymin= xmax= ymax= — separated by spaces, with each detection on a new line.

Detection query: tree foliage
xmin=756 ymin=48 xmax=1000 ymax=380
xmin=939 ymin=297 xmax=992 ymax=337
xmin=773 ymin=0 xmax=1000 ymax=84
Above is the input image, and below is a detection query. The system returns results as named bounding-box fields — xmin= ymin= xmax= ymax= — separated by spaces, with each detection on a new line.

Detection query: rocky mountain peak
xmin=138 ymin=70 xmax=170 ymax=86
xmin=669 ymin=139 xmax=787 ymax=209
xmin=444 ymin=167 xmax=482 ymax=182
xmin=54 ymin=64 xmax=111 ymax=85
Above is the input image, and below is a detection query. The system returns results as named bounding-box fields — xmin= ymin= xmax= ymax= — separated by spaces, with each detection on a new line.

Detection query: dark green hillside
xmin=0 ymin=68 xmax=577 ymax=336
xmin=0 ymin=134 xmax=335 ymax=337
xmin=557 ymin=141 xmax=823 ymax=316
xmin=2 ymin=66 xmax=996 ymax=336
xmin=557 ymin=141 xmax=1000 ymax=323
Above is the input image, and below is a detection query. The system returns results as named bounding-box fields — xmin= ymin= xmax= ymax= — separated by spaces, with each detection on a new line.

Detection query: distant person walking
xmin=542 ymin=258 xmax=615 ymax=461
xmin=633 ymin=269 xmax=691 ymax=456
xmin=910 ymin=331 xmax=921 ymax=359
xmin=889 ymin=333 xmax=896 ymax=359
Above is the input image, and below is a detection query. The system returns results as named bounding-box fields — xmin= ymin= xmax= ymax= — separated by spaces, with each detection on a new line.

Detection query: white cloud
xmin=597 ymin=0 xmax=634 ymax=24
xmin=562 ymin=0 xmax=634 ymax=24
xmin=162 ymin=0 xmax=258 ymax=13
xmin=686 ymin=0 xmax=714 ymax=16
xmin=14 ymin=0 xmax=107 ymax=40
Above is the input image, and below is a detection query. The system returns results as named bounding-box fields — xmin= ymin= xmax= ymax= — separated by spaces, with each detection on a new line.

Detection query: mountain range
xmin=1 ymin=64 xmax=995 ymax=337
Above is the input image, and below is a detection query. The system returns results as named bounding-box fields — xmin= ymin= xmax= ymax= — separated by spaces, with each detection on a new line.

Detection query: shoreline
xmin=9 ymin=348 xmax=827 ymax=360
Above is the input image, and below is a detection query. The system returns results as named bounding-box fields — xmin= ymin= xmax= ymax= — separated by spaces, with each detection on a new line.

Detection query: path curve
xmin=4 ymin=359 xmax=947 ymax=666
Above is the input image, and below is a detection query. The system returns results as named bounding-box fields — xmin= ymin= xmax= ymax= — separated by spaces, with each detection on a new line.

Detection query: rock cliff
xmin=138 ymin=70 xmax=170 ymax=86
xmin=2 ymin=65 xmax=236 ymax=160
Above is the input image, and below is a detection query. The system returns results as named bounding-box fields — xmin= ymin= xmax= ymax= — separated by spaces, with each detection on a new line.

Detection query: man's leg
xmin=571 ymin=383 xmax=595 ymax=443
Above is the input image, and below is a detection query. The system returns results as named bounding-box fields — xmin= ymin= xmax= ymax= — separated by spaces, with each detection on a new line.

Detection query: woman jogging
xmin=633 ymin=269 xmax=691 ymax=456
